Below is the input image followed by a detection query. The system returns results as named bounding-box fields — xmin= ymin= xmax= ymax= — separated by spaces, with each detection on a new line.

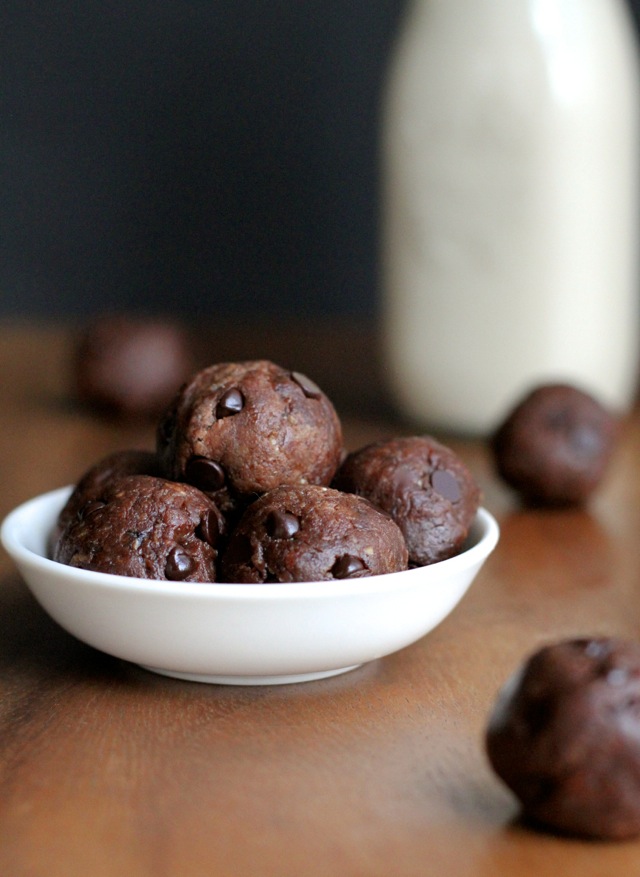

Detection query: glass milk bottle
xmin=381 ymin=0 xmax=640 ymax=435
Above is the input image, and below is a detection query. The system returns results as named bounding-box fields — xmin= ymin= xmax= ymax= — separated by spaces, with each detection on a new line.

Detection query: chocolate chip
xmin=606 ymin=668 xmax=631 ymax=687
xmin=571 ymin=424 xmax=604 ymax=457
xmin=265 ymin=509 xmax=300 ymax=539
xmin=546 ymin=408 xmax=602 ymax=456
xmin=430 ymin=469 xmax=461 ymax=502
xmin=332 ymin=554 xmax=367 ymax=579
xmin=216 ymin=388 xmax=244 ymax=418
xmin=185 ymin=456 xmax=226 ymax=491
xmin=291 ymin=371 xmax=322 ymax=399
xmin=165 ymin=546 xmax=195 ymax=581
xmin=197 ymin=509 xmax=223 ymax=547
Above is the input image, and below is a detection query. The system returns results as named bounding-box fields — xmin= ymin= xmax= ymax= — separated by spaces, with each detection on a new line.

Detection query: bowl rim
xmin=1 ymin=485 xmax=500 ymax=601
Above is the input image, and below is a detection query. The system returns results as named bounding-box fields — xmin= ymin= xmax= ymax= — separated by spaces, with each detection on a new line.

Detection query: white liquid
xmin=382 ymin=0 xmax=640 ymax=435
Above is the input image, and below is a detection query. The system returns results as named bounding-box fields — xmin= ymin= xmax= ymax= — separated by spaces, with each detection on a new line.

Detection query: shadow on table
xmin=0 ymin=569 xmax=386 ymax=697
xmin=0 ymin=571 xmax=129 ymax=684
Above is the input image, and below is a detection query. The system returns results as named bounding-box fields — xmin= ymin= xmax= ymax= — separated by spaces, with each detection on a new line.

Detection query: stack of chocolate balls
xmin=54 ymin=359 xmax=480 ymax=583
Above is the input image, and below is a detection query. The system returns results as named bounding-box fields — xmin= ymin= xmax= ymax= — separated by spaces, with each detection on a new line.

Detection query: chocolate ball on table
xmin=486 ymin=637 xmax=640 ymax=840
xmin=220 ymin=484 xmax=408 ymax=583
xmin=74 ymin=315 xmax=193 ymax=419
xmin=54 ymin=474 xmax=225 ymax=582
xmin=157 ymin=360 xmax=344 ymax=517
xmin=333 ymin=435 xmax=480 ymax=566
xmin=491 ymin=383 xmax=618 ymax=506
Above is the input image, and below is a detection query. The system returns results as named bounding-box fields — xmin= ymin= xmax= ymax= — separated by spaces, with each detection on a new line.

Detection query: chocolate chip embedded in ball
xmin=156 ymin=360 xmax=344 ymax=501
xmin=74 ymin=315 xmax=194 ymax=419
xmin=220 ymin=484 xmax=408 ymax=583
xmin=331 ymin=554 xmax=367 ymax=579
xmin=491 ymin=383 xmax=618 ymax=506
xmin=333 ymin=435 xmax=480 ymax=566
xmin=216 ymin=388 xmax=244 ymax=418
xmin=486 ymin=637 xmax=640 ymax=841
xmin=54 ymin=474 xmax=225 ymax=582
xmin=184 ymin=457 xmax=226 ymax=493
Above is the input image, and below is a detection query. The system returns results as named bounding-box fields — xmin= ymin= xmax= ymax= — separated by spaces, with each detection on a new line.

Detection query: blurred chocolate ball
xmin=486 ymin=637 xmax=640 ymax=840
xmin=491 ymin=383 xmax=618 ymax=506
xmin=73 ymin=315 xmax=193 ymax=419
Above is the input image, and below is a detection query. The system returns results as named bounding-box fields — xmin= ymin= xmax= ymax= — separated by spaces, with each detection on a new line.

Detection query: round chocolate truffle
xmin=74 ymin=315 xmax=193 ymax=418
xmin=56 ymin=449 xmax=161 ymax=539
xmin=220 ymin=484 xmax=408 ymax=583
xmin=333 ymin=435 xmax=480 ymax=566
xmin=156 ymin=360 xmax=344 ymax=510
xmin=491 ymin=383 xmax=618 ymax=506
xmin=54 ymin=474 xmax=225 ymax=582
xmin=486 ymin=637 xmax=640 ymax=840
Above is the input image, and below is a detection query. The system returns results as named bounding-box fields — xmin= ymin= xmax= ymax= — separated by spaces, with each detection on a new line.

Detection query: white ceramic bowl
xmin=1 ymin=486 xmax=499 ymax=685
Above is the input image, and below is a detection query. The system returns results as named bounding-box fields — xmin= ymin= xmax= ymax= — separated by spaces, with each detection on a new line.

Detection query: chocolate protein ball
xmin=220 ymin=484 xmax=408 ymax=583
xmin=157 ymin=360 xmax=343 ymax=514
xmin=54 ymin=474 xmax=225 ymax=582
xmin=486 ymin=638 xmax=640 ymax=841
xmin=333 ymin=436 xmax=480 ymax=566
xmin=56 ymin=449 xmax=161 ymax=539
xmin=492 ymin=383 xmax=618 ymax=506
xmin=74 ymin=315 xmax=193 ymax=418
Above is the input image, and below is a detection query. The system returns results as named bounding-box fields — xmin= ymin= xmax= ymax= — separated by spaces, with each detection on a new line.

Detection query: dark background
xmin=2 ymin=1 xmax=640 ymax=321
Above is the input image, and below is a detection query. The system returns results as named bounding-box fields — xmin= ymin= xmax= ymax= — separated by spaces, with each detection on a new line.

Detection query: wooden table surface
xmin=3 ymin=322 xmax=640 ymax=876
